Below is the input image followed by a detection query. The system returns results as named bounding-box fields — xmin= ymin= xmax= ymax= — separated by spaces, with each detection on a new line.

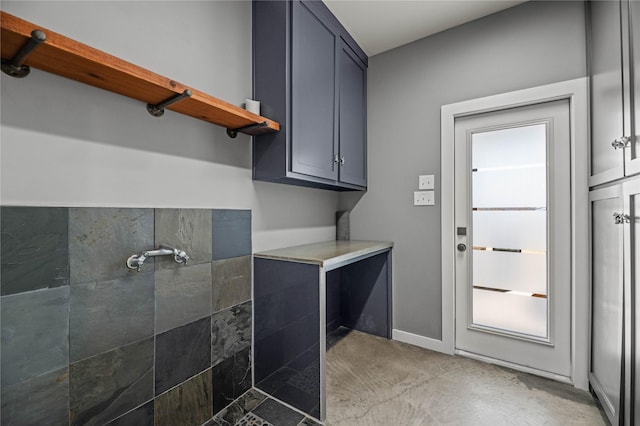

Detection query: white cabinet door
xmin=589 ymin=185 xmax=624 ymax=425
xmin=588 ymin=0 xmax=626 ymax=185
xmin=623 ymin=178 xmax=640 ymax=425
xmin=625 ymin=0 xmax=640 ymax=176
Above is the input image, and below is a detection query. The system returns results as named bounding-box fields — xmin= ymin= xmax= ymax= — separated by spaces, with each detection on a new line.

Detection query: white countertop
xmin=254 ymin=240 xmax=393 ymax=269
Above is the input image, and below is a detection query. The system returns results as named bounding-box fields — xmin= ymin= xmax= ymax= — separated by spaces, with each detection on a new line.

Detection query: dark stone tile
xmin=340 ymin=252 xmax=390 ymax=338
xmin=155 ymin=209 xmax=212 ymax=269
xmin=236 ymin=388 xmax=268 ymax=412
xmin=155 ymin=317 xmax=211 ymax=395
xmin=266 ymin=356 xmax=319 ymax=417
xmin=215 ymin=388 xmax=268 ymax=425
xmin=286 ymin=361 xmax=319 ymax=396
xmin=212 ymin=347 xmax=252 ymax=414
xmin=273 ymin=382 xmax=318 ymax=414
xmin=252 ymin=398 xmax=305 ymax=426
xmin=106 ymin=400 xmax=154 ymax=426
xmin=257 ymin=367 xmax=297 ymax=395
xmin=69 ymin=208 xmax=154 ymax=284
xmin=156 ymin=263 xmax=212 ymax=334
xmin=1 ymin=287 xmax=69 ymax=386
xmin=0 ymin=206 xmax=69 ymax=296
xmin=70 ymin=273 xmax=154 ymax=362
xmin=282 ymin=313 xmax=320 ymax=361
xmin=255 ymin=313 xmax=319 ymax=385
xmin=1 ymin=367 xmax=69 ymax=425
xmin=254 ymin=330 xmax=286 ymax=384
xmin=253 ymin=258 xmax=318 ymax=299
xmin=155 ymin=369 xmax=212 ymax=426
xmin=211 ymin=300 xmax=252 ymax=366
xmin=254 ymin=282 xmax=316 ymax=341
xmin=69 ymin=337 xmax=154 ymax=426
xmin=212 ymin=255 xmax=251 ymax=312
xmin=212 ymin=210 xmax=251 ymax=260
xmin=214 ymin=401 xmax=246 ymax=425
xmin=287 ymin=346 xmax=319 ymax=372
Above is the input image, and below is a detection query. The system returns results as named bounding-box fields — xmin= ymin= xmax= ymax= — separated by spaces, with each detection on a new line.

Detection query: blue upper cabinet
xmin=253 ymin=0 xmax=368 ymax=191
xmin=338 ymin=39 xmax=367 ymax=187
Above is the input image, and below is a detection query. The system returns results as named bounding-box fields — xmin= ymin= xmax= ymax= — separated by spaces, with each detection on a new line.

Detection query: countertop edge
xmin=253 ymin=240 xmax=393 ymax=267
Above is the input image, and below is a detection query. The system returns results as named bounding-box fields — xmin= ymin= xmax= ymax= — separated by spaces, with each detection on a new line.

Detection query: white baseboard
xmin=392 ymin=329 xmax=451 ymax=354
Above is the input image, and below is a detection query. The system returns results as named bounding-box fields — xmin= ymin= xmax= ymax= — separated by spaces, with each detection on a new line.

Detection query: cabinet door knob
xmin=334 ymin=155 xmax=339 ymax=164
xmin=611 ymin=136 xmax=630 ymax=149
xmin=340 ymin=156 xmax=345 ymax=166
xmin=613 ymin=212 xmax=630 ymax=224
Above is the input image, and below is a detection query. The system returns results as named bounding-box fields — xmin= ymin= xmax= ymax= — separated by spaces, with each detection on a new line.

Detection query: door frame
xmin=440 ymin=78 xmax=589 ymax=389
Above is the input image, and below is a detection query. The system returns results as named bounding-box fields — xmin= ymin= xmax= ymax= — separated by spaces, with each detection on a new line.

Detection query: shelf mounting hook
xmin=1 ymin=29 xmax=46 ymax=78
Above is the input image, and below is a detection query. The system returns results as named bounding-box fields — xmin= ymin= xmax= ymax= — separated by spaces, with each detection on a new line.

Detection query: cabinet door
xmin=624 ymin=179 xmax=640 ymax=425
xmin=589 ymin=185 xmax=624 ymax=425
xmin=290 ymin=0 xmax=339 ymax=181
xmin=626 ymin=0 xmax=640 ymax=176
xmin=338 ymin=40 xmax=367 ymax=187
xmin=588 ymin=1 xmax=626 ymax=185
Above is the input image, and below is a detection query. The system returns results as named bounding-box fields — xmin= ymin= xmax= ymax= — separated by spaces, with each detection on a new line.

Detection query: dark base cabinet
xmin=253 ymin=0 xmax=368 ymax=191
xmin=253 ymin=241 xmax=392 ymax=421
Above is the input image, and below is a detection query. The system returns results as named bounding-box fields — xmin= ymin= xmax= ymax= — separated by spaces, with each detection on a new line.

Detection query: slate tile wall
xmin=0 ymin=207 xmax=253 ymax=426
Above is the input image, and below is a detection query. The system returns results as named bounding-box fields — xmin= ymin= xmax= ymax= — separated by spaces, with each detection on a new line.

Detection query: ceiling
xmin=323 ymin=0 xmax=527 ymax=56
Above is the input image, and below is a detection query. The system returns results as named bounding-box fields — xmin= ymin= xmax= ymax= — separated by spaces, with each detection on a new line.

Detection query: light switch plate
xmin=419 ymin=175 xmax=435 ymax=190
xmin=414 ymin=191 xmax=435 ymax=206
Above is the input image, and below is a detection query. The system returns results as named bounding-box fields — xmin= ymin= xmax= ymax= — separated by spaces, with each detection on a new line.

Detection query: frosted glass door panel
xmin=473 ymin=251 xmax=546 ymax=294
xmin=473 ymin=211 xmax=546 ymax=251
xmin=471 ymin=123 xmax=548 ymax=339
xmin=473 ymin=289 xmax=547 ymax=337
xmin=473 ymin=168 xmax=546 ymax=208
xmin=472 ymin=124 xmax=546 ymax=168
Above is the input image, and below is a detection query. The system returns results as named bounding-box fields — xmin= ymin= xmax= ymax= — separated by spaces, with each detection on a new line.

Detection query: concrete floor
xmin=325 ymin=328 xmax=608 ymax=426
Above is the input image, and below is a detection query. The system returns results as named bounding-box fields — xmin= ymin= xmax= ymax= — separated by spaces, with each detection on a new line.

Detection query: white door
xmin=454 ymin=99 xmax=571 ymax=378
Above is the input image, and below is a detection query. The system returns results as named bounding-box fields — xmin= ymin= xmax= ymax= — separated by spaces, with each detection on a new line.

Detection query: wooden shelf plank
xmin=0 ymin=11 xmax=279 ymax=135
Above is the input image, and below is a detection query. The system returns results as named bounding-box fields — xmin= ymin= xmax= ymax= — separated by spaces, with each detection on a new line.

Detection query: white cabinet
xmin=588 ymin=2 xmax=640 ymax=421
xmin=587 ymin=0 xmax=640 ymax=186
xmin=588 ymin=178 xmax=640 ymax=426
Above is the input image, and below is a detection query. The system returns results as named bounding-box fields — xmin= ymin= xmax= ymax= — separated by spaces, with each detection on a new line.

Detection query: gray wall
xmin=0 ymin=1 xmax=339 ymax=253
xmin=341 ymin=1 xmax=587 ymax=340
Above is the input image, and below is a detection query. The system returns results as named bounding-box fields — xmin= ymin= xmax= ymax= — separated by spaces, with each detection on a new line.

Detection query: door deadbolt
xmin=457 ymin=243 xmax=467 ymax=252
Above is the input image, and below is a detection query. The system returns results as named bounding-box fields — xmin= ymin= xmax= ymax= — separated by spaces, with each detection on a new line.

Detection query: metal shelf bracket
xmin=147 ymin=89 xmax=192 ymax=117
xmin=226 ymin=121 xmax=269 ymax=138
xmin=1 ymin=29 xmax=46 ymax=78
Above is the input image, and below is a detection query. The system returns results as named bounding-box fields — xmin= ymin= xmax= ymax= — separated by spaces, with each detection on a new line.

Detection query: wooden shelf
xmin=0 ymin=11 xmax=280 ymax=136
